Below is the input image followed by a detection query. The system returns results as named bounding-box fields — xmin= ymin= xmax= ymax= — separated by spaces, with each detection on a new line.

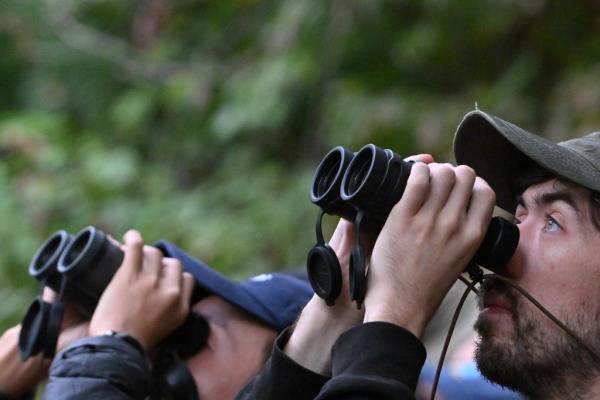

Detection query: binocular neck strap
xmin=315 ymin=208 xmax=326 ymax=245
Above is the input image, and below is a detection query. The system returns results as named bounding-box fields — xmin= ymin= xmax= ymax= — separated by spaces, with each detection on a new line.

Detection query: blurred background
xmin=1 ymin=0 xmax=600 ymax=338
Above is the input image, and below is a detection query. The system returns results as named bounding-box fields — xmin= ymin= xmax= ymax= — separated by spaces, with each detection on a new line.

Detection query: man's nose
xmin=504 ymin=223 xmax=527 ymax=279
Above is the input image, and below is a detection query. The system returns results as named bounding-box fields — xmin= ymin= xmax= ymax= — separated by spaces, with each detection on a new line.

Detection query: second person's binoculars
xmin=19 ymin=227 xmax=208 ymax=361
xmin=19 ymin=226 xmax=207 ymax=400
xmin=306 ymin=144 xmax=520 ymax=306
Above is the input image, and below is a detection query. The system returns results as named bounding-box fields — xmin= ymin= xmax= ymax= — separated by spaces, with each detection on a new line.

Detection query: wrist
xmin=0 ymin=326 xmax=49 ymax=396
xmin=101 ymin=330 xmax=147 ymax=356
xmin=284 ymin=295 xmax=362 ymax=375
xmin=306 ymin=295 xmax=363 ymax=329
xmin=363 ymin=297 xmax=427 ymax=339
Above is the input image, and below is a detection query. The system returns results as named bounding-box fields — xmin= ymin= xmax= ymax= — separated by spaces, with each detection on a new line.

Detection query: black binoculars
xmin=306 ymin=144 xmax=520 ymax=306
xmin=19 ymin=226 xmax=208 ymax=400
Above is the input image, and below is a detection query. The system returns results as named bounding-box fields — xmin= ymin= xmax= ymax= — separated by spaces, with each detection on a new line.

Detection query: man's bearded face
xmin=474 ymin=180 xmax=600 ymax=398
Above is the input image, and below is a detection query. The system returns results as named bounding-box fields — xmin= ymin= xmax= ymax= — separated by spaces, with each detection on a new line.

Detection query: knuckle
xmin=411 ymin=162 xmax=430 ymax=176
xmin=439 ymin=214 xmax=460 ymax=233
xmin=455 ymin=165 xmax=476 ymax=180
xmin=431 ymin=163 xmax=455 ymax=181
xmin=144 ymin=246 xmax=162 ymax=258
xmin=163 ymin=258 xmax=183 ymax=272
xmin=163 ymin=288 xmax=181 ymax=304
xmin=464 ymin=223 xmax=486 ymax=244
xmin=124 ymin=229 xmax=143 ymax=245
xmin=475 ymin=179 xmax=496 ymax=203
xmin=408 ymin=165 xmax=430 ymax=188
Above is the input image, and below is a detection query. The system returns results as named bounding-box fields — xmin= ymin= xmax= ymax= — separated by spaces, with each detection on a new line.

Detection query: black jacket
xmin=42 ymin=335 xmax=151 ymax=400
xmin=38 ymin=322 xmax=425 ymax=400
xmin=236 ymin=321 xmax=426 ymax=400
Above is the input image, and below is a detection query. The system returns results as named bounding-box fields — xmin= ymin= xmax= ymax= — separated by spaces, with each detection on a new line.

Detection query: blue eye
xmin=545 ymin=215 xmax=561 ymax=232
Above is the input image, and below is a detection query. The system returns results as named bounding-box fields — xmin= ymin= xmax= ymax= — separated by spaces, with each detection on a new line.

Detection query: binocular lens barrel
xmin=341 ymin=144 xmax=413 ymax=225
xmin=310 ymin=146 xmax=357 ymax=221
xmin=28 ymin=231 xmax=73 ymax=292
xmin=57 ymin=227 xmax=124 ymax=317
xmin=343 ymin=145 xmax=383 ymax=199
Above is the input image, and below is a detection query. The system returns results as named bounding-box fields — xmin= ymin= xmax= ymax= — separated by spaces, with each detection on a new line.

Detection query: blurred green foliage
xmin=1 ymin=0 xmax=600 ymax=330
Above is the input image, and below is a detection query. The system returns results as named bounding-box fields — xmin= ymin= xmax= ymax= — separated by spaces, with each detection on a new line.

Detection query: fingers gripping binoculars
xmin=19 ymin=226 xmax=208 ymax=400
xmin=306 ymin=144 xmax=520 ymax=307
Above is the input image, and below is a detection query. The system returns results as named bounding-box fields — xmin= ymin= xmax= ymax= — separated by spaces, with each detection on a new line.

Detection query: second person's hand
xmin=89 ymin=230 xmax=195 ymax=352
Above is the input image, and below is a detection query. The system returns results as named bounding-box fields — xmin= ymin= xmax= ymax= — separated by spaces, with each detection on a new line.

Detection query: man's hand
xmin=285 ymin=219 xmax=365 ymax=375
xmin=89 ymin=230 xmax=195 ymax=352
xmin=284 ymin=154 xmax=435 ymax=375
xmin=0 ymin=293 xmax=88 ymax=396
xmin=364 ymin=162 xmax=495 ymax=338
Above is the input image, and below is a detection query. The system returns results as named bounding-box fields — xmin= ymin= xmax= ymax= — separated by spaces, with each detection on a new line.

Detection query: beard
xmin=474 ymin=278 xmax=600 ymax=399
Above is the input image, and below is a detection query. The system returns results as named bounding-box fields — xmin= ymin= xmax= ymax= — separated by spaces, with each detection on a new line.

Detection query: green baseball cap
xmin=453 ymin=110 xmax=600 ymax=213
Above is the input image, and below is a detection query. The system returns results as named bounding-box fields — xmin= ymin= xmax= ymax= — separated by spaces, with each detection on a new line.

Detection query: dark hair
xmin=513 ymin=166 xmax=600 ymax=231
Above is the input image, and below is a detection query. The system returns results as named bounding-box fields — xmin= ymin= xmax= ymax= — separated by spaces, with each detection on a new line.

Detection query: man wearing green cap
xmin=238 ymin=110 xmax=600 ymax=399
xmin=456 ymin=111 xmax=600 ymax=399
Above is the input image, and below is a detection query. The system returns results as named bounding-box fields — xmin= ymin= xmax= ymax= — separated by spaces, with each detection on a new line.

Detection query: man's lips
xmin=481 ymin=294 xmax=513 ymax=315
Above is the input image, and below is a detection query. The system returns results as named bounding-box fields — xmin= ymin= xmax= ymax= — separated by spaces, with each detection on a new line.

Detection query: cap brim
xmin=154 ymin=240 xmax=312 ymax=331
xmin=154 ymin=240 xmax=274 ymax=326
xmin=453 ymin=110 xmax=594 ymax=212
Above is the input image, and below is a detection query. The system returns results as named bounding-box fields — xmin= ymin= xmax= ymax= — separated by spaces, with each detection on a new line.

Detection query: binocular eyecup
xmin=20 ymin=226 xmax=123 ymax=361
xmin=307 ymin=144 xmax=520 ymax=307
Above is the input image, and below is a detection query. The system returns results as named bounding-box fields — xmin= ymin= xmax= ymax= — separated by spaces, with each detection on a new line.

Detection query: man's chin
xmin=475 ymin=310 xmax=515 ymax=342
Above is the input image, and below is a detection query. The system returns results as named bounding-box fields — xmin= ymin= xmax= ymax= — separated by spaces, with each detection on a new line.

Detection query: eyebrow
xmin=516 ymin=190 xmax=580 ymax=213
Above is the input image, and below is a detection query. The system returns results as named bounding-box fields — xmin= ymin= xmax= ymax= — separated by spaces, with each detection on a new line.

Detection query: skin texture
xmin=475 ymin=179 xmax=600 ymax=399
xmin=184 ymin=296 xmax=277 ymax=400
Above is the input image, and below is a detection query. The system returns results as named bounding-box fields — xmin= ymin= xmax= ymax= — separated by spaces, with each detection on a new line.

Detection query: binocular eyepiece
xmin=27 ymin=227 xmax=124 ymax=318
xmin=20 ymin=226 xmax=124 ymax=361
xmin=307 ymin=144 xmax=520 ymax=306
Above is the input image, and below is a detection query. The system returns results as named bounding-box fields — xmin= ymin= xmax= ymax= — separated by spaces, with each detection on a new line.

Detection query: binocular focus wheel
xmin=19 ymin=298 xmax=51 ymax=360
xmin=349 ymin=246 xmax=367 ymax=308
xmin=307 ymin=244 xmax=342 ymax=306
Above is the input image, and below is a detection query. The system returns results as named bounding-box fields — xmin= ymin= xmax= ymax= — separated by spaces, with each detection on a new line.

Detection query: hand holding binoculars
xmin=19 ymin=227 xmax=208 ymax=362
xmin=306 ymin=144 xmax=520 ymax=307
xmin=19 ymin=226 xmax=207 ymax=400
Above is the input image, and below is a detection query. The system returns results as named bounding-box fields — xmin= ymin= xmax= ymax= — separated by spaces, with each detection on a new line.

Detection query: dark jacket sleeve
xmin=316 ymin=322 xmax=426 ymax=399
xmin=237 ymin=322 xmax=426 ymax=400
xmin=0 ymin=391 xmax=35 ymax=400
xmin=236 ymin=326 xmax=329 ymax=400
xmin=42 ymin=335 xmax=152 ymax=400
